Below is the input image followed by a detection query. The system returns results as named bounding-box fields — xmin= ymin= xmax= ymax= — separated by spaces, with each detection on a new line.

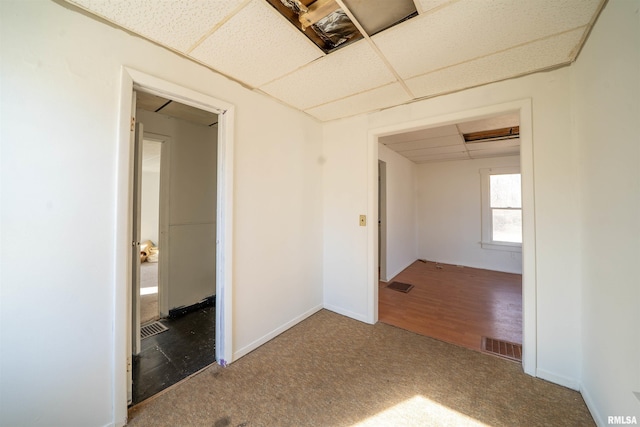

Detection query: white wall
xmin=0 ymin=1 xmax=323 ymax=426
xmin=378 ymin=144 xmax=417 ymax=280
xmin=323 ymin=116 xmax=370 ymax=321
xmin=141 ymin=169 xmax=160 ymax=244
xmin=416 ymin=155 xmax=522 ymax=274
xmin=323 ymin=68 xmax=581 ymax=388
xmin=572 ymin=1 xmax=640 ymax=424
xmin=137 ymin=109 xmax=218 ymax=310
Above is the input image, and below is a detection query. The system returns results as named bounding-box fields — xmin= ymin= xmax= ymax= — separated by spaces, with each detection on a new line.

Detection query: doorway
xmin=115 ymin=67 xmax=235 ymax=421
xmin=139 ymin=139 xmax=162 ymax=325
xmin=131 ymin=91 xmax=220 ymax=404
xmin=367 ymin=99 xmax=536 ymax=376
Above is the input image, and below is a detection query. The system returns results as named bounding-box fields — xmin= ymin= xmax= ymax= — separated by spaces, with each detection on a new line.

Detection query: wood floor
xmin=379 ymin=260 xmax=522 ymax=352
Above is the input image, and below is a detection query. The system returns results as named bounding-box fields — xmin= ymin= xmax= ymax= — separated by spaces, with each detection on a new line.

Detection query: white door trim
xmin=114 ymin=67 xmax=235 ymax=425
xmin=366 ymin=98 xmax=537 ymax=377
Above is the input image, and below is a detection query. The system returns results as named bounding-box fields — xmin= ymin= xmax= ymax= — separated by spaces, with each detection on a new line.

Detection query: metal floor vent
xmin=141 ymin=321 xmax=168 ymax=340
xmin=482 ymin=337 xmax=522 ymax=361
xmin=387 ymin=281 xmax=414 ymax=293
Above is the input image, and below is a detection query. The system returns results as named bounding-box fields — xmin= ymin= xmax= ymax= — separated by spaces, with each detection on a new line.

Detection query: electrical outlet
xmin=359 ymin=215 xmax=366 ymax=226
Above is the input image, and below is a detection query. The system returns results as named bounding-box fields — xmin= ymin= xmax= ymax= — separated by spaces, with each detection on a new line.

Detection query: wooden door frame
xmin=366 ymin=99 xmax=537 ymax=377
xmin=114 ymin=67 xmax=235 ymax=425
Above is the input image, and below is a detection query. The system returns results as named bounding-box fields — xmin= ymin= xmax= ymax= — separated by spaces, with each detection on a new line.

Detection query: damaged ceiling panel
xmin=266 ymin=0 xmax=419 ymax=52
xmin=342 ymin=0 xmax=418 ymax=36
xmin=267 ymin=0 xmax=363 ymax=52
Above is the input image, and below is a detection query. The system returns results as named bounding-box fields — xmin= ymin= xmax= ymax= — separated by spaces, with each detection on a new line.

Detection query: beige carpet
xmin=140 ymin=262 xmax=158 ymax=325
xmin=128 ymin=310 xmax=594 ymax=427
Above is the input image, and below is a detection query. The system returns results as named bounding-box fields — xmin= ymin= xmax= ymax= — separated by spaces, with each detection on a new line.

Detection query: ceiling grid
xmin=68 ymin=0 xmax=605 ymax=123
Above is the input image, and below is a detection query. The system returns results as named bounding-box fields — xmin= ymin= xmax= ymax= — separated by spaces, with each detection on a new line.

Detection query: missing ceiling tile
xmin=267 ymin=0 xmax=362 ymax=53
xmin=342 ymin=0 xmax=417 ymax=36
xmin=463 ymin=126 xmax=520 ymax=143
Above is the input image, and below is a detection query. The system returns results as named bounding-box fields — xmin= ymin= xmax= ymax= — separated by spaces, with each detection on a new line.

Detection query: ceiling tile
xmin=158 ymin=102 xmax=218 ymax=127
xmin=69 ymin=0 xmax=245 ymax=52
xmin=465 ymin=139 xmax=520 ymax=152
xmin=384 ymin=134 xmax=463 ymax=152
xmin=304 ymin=83 xmax=410 ymax=121
xmin=380 ymin=124 xmax=459 ymax=144
xmin=417 ymin=0 xmax=452 ymax=14
xmin=412 ymin=152 xmax=470 ymax=163
xmin=260 ymin=41 xmax=397 ymax=110
xmin=137 ymin=92 xmax=170 ymax=112
xmin=406 ymin=27 xmax=586 ymax=98
xmin=374 ymin=0 xmax=601 ymax=79
xmin=190 ymin=0 xmax=323 ymax=88
xmin=457 ymin=114 xmax=519 ymax=134
xmin=402 ymin=144 xmax=468 ymax=157
xmin=342 ymin=0 xmax=417 ymax=36
xmin=469 ymin=147 xmax=520 ymax=159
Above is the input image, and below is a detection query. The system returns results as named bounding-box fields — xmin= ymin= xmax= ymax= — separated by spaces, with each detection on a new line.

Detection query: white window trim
xmin=480 ymin=166 xmax=522 ymax=252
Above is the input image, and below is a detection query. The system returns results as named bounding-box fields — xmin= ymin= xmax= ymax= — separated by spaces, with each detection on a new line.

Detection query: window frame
xmin=480 ymin=166 xmax=522 ymax=252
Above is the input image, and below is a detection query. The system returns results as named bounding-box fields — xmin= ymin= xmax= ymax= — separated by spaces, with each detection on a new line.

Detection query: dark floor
xmin=132 ymin=306 xmax=216 ymax=404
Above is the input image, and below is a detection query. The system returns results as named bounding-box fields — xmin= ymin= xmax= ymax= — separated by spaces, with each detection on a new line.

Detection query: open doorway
xmin=368 ymin=99 xmax=536 ymax=375
xmin=377 ymin=112 xmax=523 ymax=352
xmin=115 ymin=67 xmax=235 ymax=420
xmin=131 ymin=91 xmax=219 ymax=404
xmin=139 ymin=139 xmax=163 ymax=326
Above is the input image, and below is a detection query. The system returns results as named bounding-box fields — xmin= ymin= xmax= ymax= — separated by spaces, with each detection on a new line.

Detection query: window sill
xmin=480 ymin=241 xmax=522 ymax=252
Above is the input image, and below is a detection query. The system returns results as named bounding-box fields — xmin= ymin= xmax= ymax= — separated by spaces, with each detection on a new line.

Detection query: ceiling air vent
xmin=463 ymin=126 xmax=520 ymax=143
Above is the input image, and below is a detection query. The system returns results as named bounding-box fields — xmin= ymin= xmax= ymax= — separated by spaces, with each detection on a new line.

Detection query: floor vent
xmin=482 ymin=337 xmax=522 ymax=361
xmin=386 ymin=281 xmax=414 ymax=293
xmin=141 ymin=321 xmax=168 ymax=340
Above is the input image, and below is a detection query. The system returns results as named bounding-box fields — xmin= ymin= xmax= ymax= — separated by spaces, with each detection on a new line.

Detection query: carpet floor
xmin=128 ymin=309 xmax=594 ymax=427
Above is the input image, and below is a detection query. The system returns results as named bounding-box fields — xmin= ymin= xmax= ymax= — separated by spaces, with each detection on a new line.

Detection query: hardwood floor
xmin=379 ymin=260 xmax=522 ymax=352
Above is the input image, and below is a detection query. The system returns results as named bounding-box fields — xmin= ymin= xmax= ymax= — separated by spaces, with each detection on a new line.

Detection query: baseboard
xmin=384 ymin=258 xmax=419 ymax=282
xmin=168 ymin=295 xmax=215 ymax=318
xmin=232 ymin=304 xmax=323 ymax=361
xmin=418 ymin=258 xmax=522 ymax=275
xmin=536 ymin=368 xmax=580 ymax=391
xmin=323 ymin=304 xmax=370 ymax=324
xmin=581 ymin=384 xmax=606 ymax=427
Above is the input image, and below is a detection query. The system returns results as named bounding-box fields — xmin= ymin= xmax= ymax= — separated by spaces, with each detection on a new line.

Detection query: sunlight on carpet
xmin=351 ymin=395 xmax=488 ymax=427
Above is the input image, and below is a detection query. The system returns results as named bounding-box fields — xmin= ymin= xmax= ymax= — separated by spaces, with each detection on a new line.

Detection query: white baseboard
xmin=232 ymin=304 xmax=323 ymax=361
xmin=536 ymin=368 xmax=580 ymax=391
xmin=580 ymin=384 xmax=606 ymax=427
xmin=384 ymin=258 xmax=419 ymax=282
xmin=323 ymin=304 xmax=369 ymax=324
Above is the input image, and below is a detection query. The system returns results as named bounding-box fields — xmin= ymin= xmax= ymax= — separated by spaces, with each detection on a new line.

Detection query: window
xmin=480 ymin=167 xmax=522 ymax=251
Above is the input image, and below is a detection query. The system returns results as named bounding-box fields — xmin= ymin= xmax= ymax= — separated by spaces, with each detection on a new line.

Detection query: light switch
xmin=359 ymin=215 xmax=366 ymax=226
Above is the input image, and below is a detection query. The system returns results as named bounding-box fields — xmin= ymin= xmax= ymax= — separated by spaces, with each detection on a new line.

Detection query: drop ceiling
xmin=381 ymin=113 xmax=520 ymax=163
xmin=136 ymin=91 xmax=218 ymax=127
xmin=67 ymin=0 xmax=604 ymax=122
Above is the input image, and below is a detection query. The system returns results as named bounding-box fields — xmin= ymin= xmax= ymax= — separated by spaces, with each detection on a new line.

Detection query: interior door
xmin=132 ymin=120 xmax=144 ymax=357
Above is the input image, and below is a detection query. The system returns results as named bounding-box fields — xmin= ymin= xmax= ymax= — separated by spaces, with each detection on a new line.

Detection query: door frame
xmin=366 ymin=98 xmax=537 ymax=377
xmin=114 ymin=67 xmax=235 ymax=424
xmin=378 ymin=160 xmax=387 ymax=281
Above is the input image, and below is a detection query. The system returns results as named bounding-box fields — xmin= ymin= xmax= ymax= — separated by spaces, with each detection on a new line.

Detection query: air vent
xmin=464 ymin=126 xmax=520 ymax=143
xmin=141 ymin=321 xmax=168 ymax=340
